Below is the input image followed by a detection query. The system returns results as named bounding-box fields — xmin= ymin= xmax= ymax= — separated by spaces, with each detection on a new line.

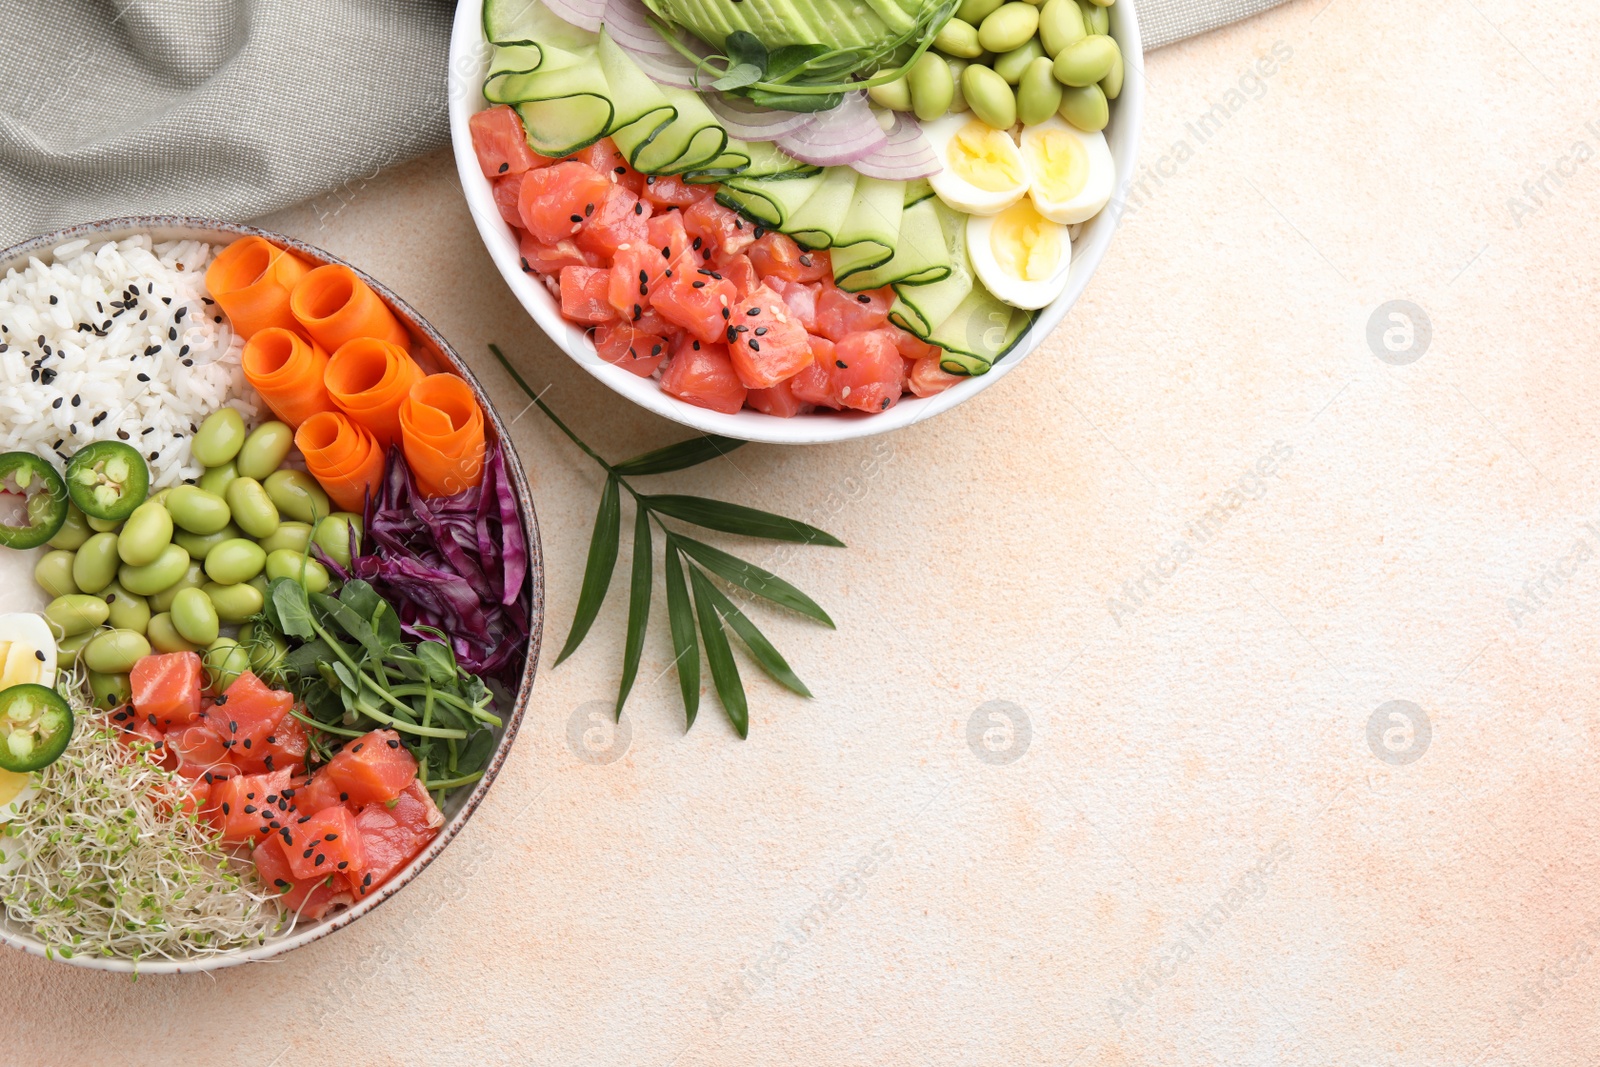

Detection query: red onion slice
xmin=707 ymin=92 xmax=820 ymax=140
xmin=541 ymin=0 xmax=605 ymax=32
xmin=775 ymin=93 xmax=888 ymax=166
xmin=600 ymin=0 xmax=708 ymax=89
xmin=850 ymin=114 xmax=940 ymax=180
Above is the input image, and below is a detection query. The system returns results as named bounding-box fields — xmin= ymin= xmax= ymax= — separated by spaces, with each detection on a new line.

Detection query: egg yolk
xmin=1025 ymin=129 xmax=1090 ymax=203
xmin=991 ymin=201 xmax=1063 ymax=282
xmin=947 ymin=121 xmax=1025 ymax=192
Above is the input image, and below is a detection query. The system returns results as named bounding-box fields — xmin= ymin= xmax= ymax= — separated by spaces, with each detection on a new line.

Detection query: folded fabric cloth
xmin=0 ymin=0 xmax=1286 ymax=249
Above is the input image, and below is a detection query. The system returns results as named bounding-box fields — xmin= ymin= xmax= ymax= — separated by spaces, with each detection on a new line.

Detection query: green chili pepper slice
xmin=0 ymin=451 xmax=69 ymax=550
xmin=65 ymin=442 xmax=150 ymax=523
xmin=0 ymin=683 xmax=74 ymax=772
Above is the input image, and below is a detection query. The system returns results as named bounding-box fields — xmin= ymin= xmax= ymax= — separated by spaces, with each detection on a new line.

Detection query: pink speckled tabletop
xmin=8 ymin=0 xmax=1600 ymax=1062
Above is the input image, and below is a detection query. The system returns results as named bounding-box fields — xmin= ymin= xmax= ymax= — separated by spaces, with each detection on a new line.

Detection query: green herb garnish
xmin=490 ymin=344 xmax=842 ymax=737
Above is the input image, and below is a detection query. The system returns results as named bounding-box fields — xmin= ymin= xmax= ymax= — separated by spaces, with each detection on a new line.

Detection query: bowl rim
xmin=447 ymin=0 xmax=1144 ymax=444
xmin=0 ymin=216 xmax=545 ymax=974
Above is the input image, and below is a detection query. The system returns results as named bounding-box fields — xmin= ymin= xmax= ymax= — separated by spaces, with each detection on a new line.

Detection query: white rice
xmin=0 ymin=235 xmax=256 ymax=489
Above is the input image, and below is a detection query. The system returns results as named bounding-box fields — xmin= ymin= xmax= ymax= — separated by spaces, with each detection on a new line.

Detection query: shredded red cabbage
xmin=333 ymin=441 xmax=533 ymax=684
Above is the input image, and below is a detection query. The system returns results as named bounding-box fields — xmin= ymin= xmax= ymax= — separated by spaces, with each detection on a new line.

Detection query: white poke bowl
xmin=449 ymin=0 xmax=1143 ymax=444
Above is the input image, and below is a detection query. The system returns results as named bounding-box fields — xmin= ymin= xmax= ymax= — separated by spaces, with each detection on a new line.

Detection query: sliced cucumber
xmin=927 ymin=290 xmax=1035 ymax=374
xmin=784 ymin=167 xmax=857 ymax=249
xmin=831 ymin=177 xmax=904 ymax=289
xmin=904 ymin=178 xmax=935 ymax=207
xmin=847 ymin=196 xmax=951 ymax=291
xmin=484 ymin=0 xmax=595 ymax=47
xmin=889 ymin=201 xmax=973 ymax=336
xmin=719 ymin=170 xmax=827 ymax=229
xmin=736 ymin=141 xmax=822 ymax=181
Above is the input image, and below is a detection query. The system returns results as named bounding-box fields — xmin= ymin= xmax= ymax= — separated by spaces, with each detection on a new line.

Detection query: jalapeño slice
xmin=65 ymin=441 xmax=150 ymax=523
xmin=0 ymin=451 xmax=69 ymax=550
xmin=0 ymin=683 xmax=73 ymax=773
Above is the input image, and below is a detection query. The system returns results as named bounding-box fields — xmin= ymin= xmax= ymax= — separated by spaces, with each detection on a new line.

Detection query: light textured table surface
xmin=9 ymin=0 xmax=1600 ymax=1063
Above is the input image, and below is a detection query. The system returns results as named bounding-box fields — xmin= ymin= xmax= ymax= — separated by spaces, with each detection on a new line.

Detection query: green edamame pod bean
xmin=258 ymin=521 xmax=312 ymax=557
xmin=205 ymin=538 xmax=267 ymax=585
xmin=34 ymin=550 xmax=79 ymax=599
xmin=265 ymin=549 xmax=331 ymax=594
xmin=312 ymin=513 xmax=363 ymax=571
xmin=1100 ymin=46 xmax=1123 ymax=99
xmin=82 ymin=628 xmax=151 ymax=674
xmin=48 ymin=504 xmax=91 ymax=551
xmin=962 ymin=63 xmax=1018 ymax=129
xmin=264 ymin=470 xmax=330 ymax=524
xmin=867 ymin=77 xmax=914 ymax=111
xmin=1053 ymin=33 xmax=1118 ymax=86
xmin=957 ymin=0 xmax=1004 ymax=26
xmin=239 ymin=622 xmax=289 ymax=674
xmin=103 ymin=581 xmax=151 ymax=634
xmin=117 ymin=500 xmax=173 ymax=567
xmin=45 ymin=594 xmax=111 ymax=638
xmin=248 ymin=574 xmax=270 ymax=598
xmin=204 ymin=638 xmax=251 ymax=693
xmin=933 ymin=17 xmax=983 ymax=58
xmin=224 ymin=477 xmax=279 ymax=540
xmin=236 ymin=421 xmax=294 ymax=481
xmin=1078 ymin=0 xmax=1108 ymax=34
xmin=118 ymin=543 xmax=191 ymax=597
xmin=1018 ymin=56 xmax=1065 ymax=125
xmin=57 ymin=629 xmax=97 ymax=663
xmin=173 ymin=522 xmax=243 ymax=562
xmin=192 ymin=407 xmax=247 ymax=468
xmin=946 ymin=58 xmax=971 ymax=111
xmin=87 ymin=514 xmax=121 ymax=533
xmin=995 ymin=37 xmax=1046 ymax=84
xmin=171 ymin=587 xmax=220 ymax=646
xmin=149 ymin=561 xmax=206 ymax=613
xmin=88 ymin=670 xmax=133 ymax=711
xmin=148 ymin=613 xmax=200 ymax=654
xmin=1038 ymin=0 xmax=1086 ymax=56
xmin=1057 ymin=82 xmax=1109 ymax=131
xmin=204 ymin=581 xmax=265 ymax=624
xmin=72 ymin=532 xmax=121 ymax=594
xmin=977 ymin=2 xmax=1039 ymax=53
xmin=908 ymin=51 xmax=956 ymax=121
xmin=164 ymin=485 xmax=232 ymax=536
xmin=198 ymin=461 xmax=239 ymax=498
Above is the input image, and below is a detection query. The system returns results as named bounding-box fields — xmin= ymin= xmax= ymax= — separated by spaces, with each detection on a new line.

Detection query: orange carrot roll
xmin=295 ymin=411 xmax=385 ymax=513
xmin=289 ymin=264 xmax=409 ymax=352
xmin=241 ymin=328 xmax=335 ymax=428
xmin=324 ymin=337 xmax=425 ymax=448
xmin=399 ymin=374 xmax=486 ymax=498
xmin=205 ymin=237 xmax=312 ymax=339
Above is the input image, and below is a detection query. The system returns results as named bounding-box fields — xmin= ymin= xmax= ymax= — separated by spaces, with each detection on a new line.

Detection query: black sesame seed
xmin=754 ymin=327 xmax=767 ymax=336
xmin=584 ymin=202 xmax=594 ymax=216
xmin=314 ymin=854 xmax=326 ymax=866
xmin=633 ymin=202 xmax=643 ymax=215
xmin=338 ymin=860 xmax=349 ymax=870
xmin=836 ymin=359 xmax=848 ymax=368
xmin=570 ymin=214 xmax=583 ymax=224
xmin=221 ymin=802 xmax=231 ymax=815
xmin=747 ymin=307 xmax=760 ymax=316
xmin=499 ymin=162 xmax=510 ymax=173
xmin=749 ymin=340 xmax=760 ymax=351
xmin=857 ymin=294 xmax=871 ymax=303
xmin=692 ymin=281 xmax=705 ymax=289
xmin=48 ymin=295 xmax=57 ymax=304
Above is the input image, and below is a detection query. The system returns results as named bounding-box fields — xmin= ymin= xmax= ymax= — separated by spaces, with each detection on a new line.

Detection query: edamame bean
xmin=148 ymin=613 xmax=200 ymax=654
xmin=192 ymin=407 xmax=247 ymax=468
xmin=164 ymin=485 xmax=232 ymax=535
xmin=34 ymin=550 xmax=79 ymax=599
xmin=57 ymin=629 xmax=97 ymax=663
xmin=867 ymin=77 xmax=913 ymax=111
xmin=977 ymin=2 xmax=1039 ymax=53
xmin=236 ymin=421 xmax=294 ymax=481
xmin=946 ymin=58 xmax=971 ymax=111
xmin=117 ymin=500 xmax=174 ymax=567
xmin=957 ymin=0 xmax=1004 ymax=26
xmin=88 ymin=671 xmax=132 ymax=710
xmin=171 ymin=587 xmax=220 ymax=646
xmin=103 ymin=581 xmax=151 ymax=634
xmin=312 ymin=513 xmax=363 ymax=571
xmin=933 ymin=17 xmax=983 ymax=58
xmin=118 ymin=543 xmax=191 ymax=597
xmin=45 ymin=594 xmax=110 ymax=638
xmin=204 ymin=638 xmax=251 ymax=692
xmin=263 ymin=470 xmax=330 ymax=524
xmin=198 ymin=461 xmax=239 ymax=498
xmin=265 ymin=549 xmax=331 ymax=594
xmin=908 ymin=51 xmax=956 ymax=121
xmin=258 ymin=521 xmax=312 ymax=556
xmin=205 ymin=538 xmax=267 ymax=585
xmin=82 ymin=628 xmax=151 ymax=674
xmin=48 ymin=504 xmax=91 ymax=551
xmin=1079 ymin=0 xmax=1108 ymax=34
xmin=149 ymin=561 xmax=206 ymax=613
xmin=1100 ymin=46 xmax=1123 ymax=99
xmin=240 ymin=622 xmax=289 ymax=674
xmin=962 ymin=63 xmax=1018 ymax=129
xmin=204 ymin=580 xmax=265 ymax=623
xmin=1053 ymin=33 xmax=1118 ymax=86
xmin=224 ymin=477 xmax=280 ymax=539
xmin=72 ymin=532 xmax=121 ymax=594
xmin=1057 ymin=82 xmax=1109 ymax=131
xmin=995 ymin=37 xmax=1046 ymax=84
xmin=87 ymin=514 xmax=121 ymax=533
xmin=174 ymin=522 xmax=243 ymax=561
xmin=1039 ymin=0 xmax=1086 ymax=55
xmin=1019 ymin=56 xmax=1065 ymax=124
